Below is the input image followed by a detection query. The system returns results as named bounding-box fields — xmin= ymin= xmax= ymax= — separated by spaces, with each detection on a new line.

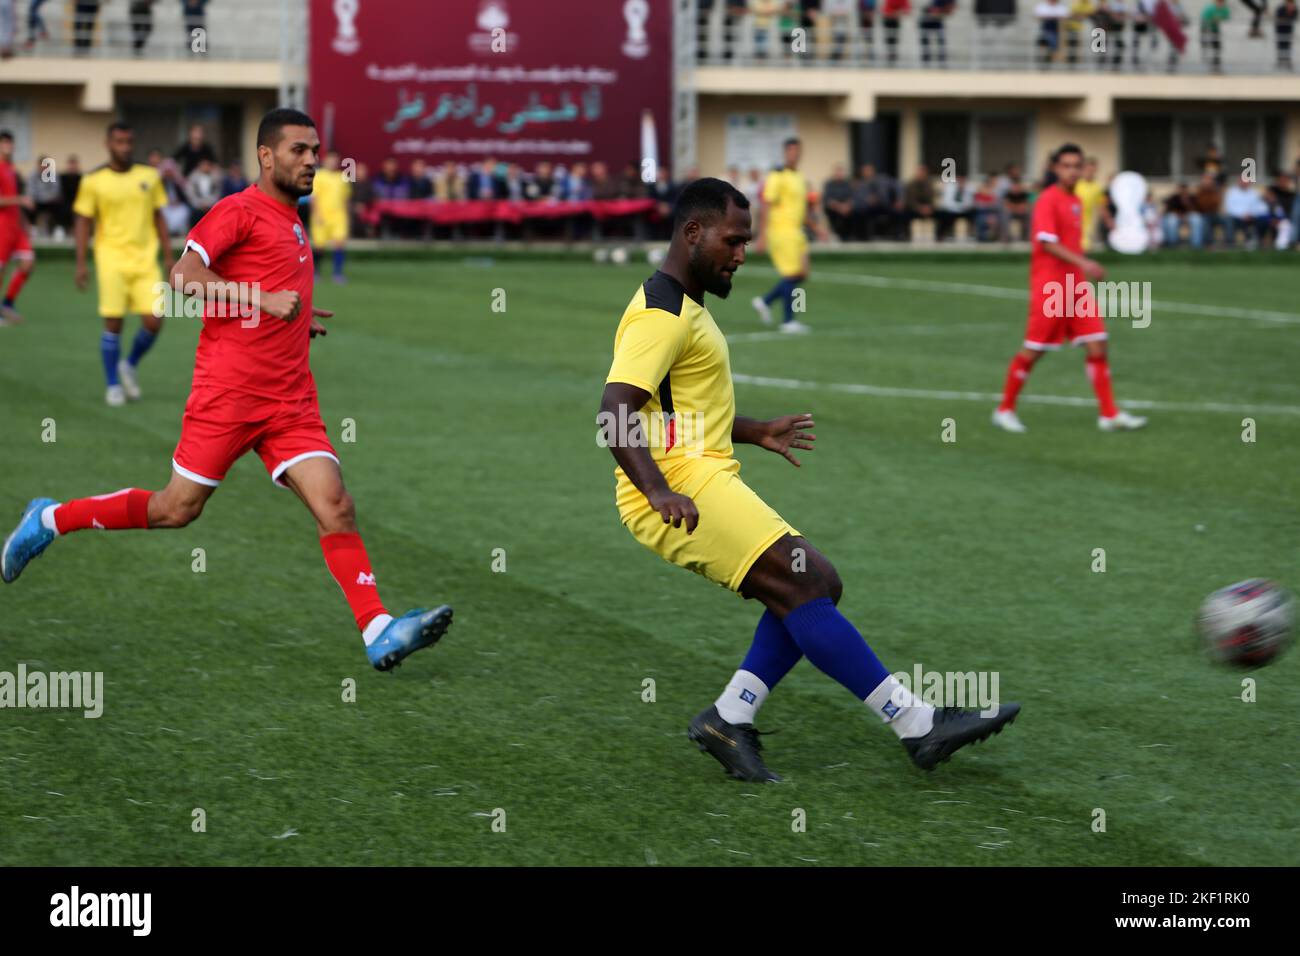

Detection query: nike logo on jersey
xmin=356 ymin=572 xmax=376 ymax=586
xmin=299 ymin=255 xmax=308 ymax=263
xmin=92 ymin=519 xmax=105 ymax=530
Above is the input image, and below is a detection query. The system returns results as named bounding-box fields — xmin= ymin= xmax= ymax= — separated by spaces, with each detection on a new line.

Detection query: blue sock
xmin=740 ymin=609 xmax=803 ymax=689
xmin=127 ymin=328 xmax=157 ymax=367
xmin=781 ymin=597 xmax=890 ymax=700
xmin=100 ymin=332 xmax=121 ymax=386
xmin=781 ymin=278 xmax=799 ymax=323
xmin=762 ymin=277 xmax=789 ymax=306
xmin=332 ymin=248 xmax=345 ymax=276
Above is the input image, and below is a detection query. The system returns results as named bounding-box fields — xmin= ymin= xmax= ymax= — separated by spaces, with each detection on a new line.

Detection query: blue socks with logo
xmin=100 ymin=332 xmax=121 ymax=386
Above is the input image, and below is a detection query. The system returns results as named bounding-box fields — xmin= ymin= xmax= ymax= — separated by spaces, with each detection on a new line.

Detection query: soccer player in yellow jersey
xmin=311 ymin=150 xmax=352 ymax=284
xmin=73 ymin=122 xmax=174 ymax=406
xmin=1074 ymin=156 xmax=1110 ymax=252
xmin=599 ymin=178 xmax=1020 ymax=782
xmin=751 ymin=137 xmax=827 ymax=335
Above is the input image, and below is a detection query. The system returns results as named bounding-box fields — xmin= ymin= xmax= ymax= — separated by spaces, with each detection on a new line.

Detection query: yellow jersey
xmin=311 ymin=168 xmax=351 ymax=220
xmin=72 ymin=164 xmax=167 ymax=272
xmin=605 ymin=271 xmax=737 ymax=512
xmin=1074 ymin=177 xmax=1106 ymax=252
xmin=762 ymin=167 xmax=808 ymax=236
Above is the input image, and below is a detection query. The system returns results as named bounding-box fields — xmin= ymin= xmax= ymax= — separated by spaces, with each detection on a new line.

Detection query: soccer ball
xmin=1197 ymin=579 xmax=1294 ymax=667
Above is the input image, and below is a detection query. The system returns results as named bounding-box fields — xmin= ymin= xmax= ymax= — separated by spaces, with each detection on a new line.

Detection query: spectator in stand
xmin=1240 ymin=0 xmax=1266 ymax=37
xmin=1197 ymin=142 xmax=1227 ymax=185
xmin=902 ymin=164 xmax=935 ymax=239
xmin=502 ymin=163 xmax=528 ymax=201
xmin=1065 ymin=0 xmax=1097 ymax=64
xmin=822 ymin=163 xmax=855 ymax=240
xmin=350 ymin=162 xmax=374 ymax=237
xmin=919 ymin=0 xmax=954 ymax=64
xmin=566 ymin=162 xmax=593 ymax=201
xmin=1131 ymin=0 xmax=1153 ymax=68
xmin=25 ymin=0 xmax=51 ymax=49
xmin=1000 ymin=166 xmax=1031 ymax=240
xmin=1223 ymin=174 xmax=1265 ymax=247
xmin=973 ymin=175 xmax=1001 ymax=241
xmin=1093 ymin=0 xmax=1127 ymax=69
xmin=619 ymin=162 xmax=649 ymax=199
xmin=526 ymin=161 xmax=558 ymax=201
xmin=221 ymin=158 xmax=249 ymax=197
xmin=851 ymin=163 xmax=900 ymax=239
xmin=590 ymin=162 xmax=619 ymax=200
xmin=184 ymin=157 xmax=221 ymax=227
xmin=936 ymin=173 xmax=974 ymax=240
xmin=1193 ymin=172 xmax=1224 ymax=244
xmin=129 ymin=0 xmax=156 ymax=54
xmin=408 ymin=159 xmax=434 ymax=199
xmin=1035 ymin=0 xmax=1070 ymax=65
xmin=1277 ymin=0 xmax=1297 ymax=70
xmin=181 ymin=0 xmax=208 ymax=53
xmin=151 ymin=156 xmax=189 ymax=235
xmin=1263 ymin=186 xmax=1292 ymax=247
xmin=822 ymin=0 xmax=857 ymax=59
xmin=881 ymin=0 xmax=909 ymax=64
xmin=58 ymin=155 xmax=83 ymax=234
xmin=649 ymin=165 xmax=678 ymax=239
xmin=375 ymin=156 xmax=412 ymax=200
xmin=1161 ymin=182 xmax=1204 ymax=247
xmin=1201 ymin=0 xmax=1229 ymax=73
xmin=173 ymin=124 xmax=216 ymax=176
xmin=73 ymin=1 xmax=100 ymax=54
xmin=28 ymin=156 xmax=62 ymax=237
xmin=433 ymin=161 xmax=463 ymax=200
xmin=464 ymin=157 xmax=501 ymax=200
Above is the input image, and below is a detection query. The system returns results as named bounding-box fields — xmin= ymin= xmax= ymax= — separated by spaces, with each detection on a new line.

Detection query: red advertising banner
xmin=308 ymin=0 xmax=673 ymax=172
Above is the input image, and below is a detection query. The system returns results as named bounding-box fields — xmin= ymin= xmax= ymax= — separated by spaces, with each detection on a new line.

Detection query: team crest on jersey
xmin=293 ymin=223 xmax=306 ymax=245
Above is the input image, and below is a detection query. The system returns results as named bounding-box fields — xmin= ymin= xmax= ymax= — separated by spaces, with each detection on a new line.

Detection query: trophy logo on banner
xmin=331 ymin=0 xmax=360 ymax=56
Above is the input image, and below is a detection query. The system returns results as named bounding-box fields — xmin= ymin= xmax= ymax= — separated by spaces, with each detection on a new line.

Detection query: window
xmin=1123 ymin=113 xmax=1283 ymax=181
xmin=921 ymin=112 xmax=1031 ymax=180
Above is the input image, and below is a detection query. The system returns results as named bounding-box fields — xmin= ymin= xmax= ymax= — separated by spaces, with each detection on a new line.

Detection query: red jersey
xmin=184 ymin=185 xmax=315 ymax=402
xmin=1029 ymin=183 xmax=1084 ymax=300
xmin=0 ymin=160 xmax=21 ymax=235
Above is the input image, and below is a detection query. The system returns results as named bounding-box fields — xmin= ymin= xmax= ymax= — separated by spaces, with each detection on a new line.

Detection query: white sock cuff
xmin=714 ymin=669 xmax=771 ymax=725
xmin=362 ymin=613 xmax=393 ymax=646
xmin=40 ymin=504 xmax=61 ymax=536
xmin=865 ymin=674 xmax=935 ymax=739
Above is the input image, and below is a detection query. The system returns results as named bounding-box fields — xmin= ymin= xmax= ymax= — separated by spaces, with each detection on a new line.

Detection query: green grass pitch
xmin=1 ymin=249 xmax=1296 ymax=866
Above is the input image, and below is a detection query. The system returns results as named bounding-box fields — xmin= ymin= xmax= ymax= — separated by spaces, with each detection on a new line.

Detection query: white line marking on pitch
xmin=732 ymin=372 xmax=1300 ymax=417
xmin=757 ymin=267 xmax=1300 ymax=325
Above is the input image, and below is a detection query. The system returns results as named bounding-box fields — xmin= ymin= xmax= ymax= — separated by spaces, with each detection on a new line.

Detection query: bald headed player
xmin=3 ymin=109 xmax=453 ymax=671
xmin=600 ymin=178 xmax=1020 ymax=781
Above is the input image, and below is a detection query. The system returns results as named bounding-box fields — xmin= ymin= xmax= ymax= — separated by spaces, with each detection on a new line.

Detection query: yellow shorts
xmin=311 ymin=215 xmax=348 ymax=246
xmin=768 ymin=230 xmax=808 ymax=279
xmin=98 ymin=263 xmax=163 ymax=318
xmin=620 ymin=459 xmax=798 ymax=591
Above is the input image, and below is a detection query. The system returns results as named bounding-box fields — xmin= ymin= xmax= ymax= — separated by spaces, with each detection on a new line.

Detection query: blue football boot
xmin=2 ymin=498 xmax=59 ymax=584
xmin=366 ymin=605 xmax=454 ymax=671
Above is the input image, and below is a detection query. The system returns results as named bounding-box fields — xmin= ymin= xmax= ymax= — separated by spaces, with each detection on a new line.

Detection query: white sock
xmin=865 ymin=675 xmax=935 ymax=740
xmin=40 ymin=504 xmax=61 ymax=536
xmin=714 ymin=669 xmax=770 ymax=725
xmin=361 ymin=613 xmax=393 ymax=646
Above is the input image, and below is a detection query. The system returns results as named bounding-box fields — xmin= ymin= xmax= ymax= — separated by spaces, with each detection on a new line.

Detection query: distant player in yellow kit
xmin=311 ymin=151 xmax=351 ymax=284
xmin=73 ymin=122 xmax=174 ymax=406
xmin=1074 ymin=156 xmax=1110 ymax=252
xmin=751 ymin=137 xmax=827 ymax=335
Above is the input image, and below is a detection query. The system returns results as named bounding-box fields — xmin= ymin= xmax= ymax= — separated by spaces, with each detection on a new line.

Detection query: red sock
xmin=1085 ymin=354 xmax=1118 ymax=418
xmin=998 ymin=353 xmax=1034 ymax=412
xmin=53 ymin=489 xmax=153 ymax=533
xmin=5 ymin=269 xmax=28 ymax=303
xmin=320 ymin=532 xmax=388 ymax=632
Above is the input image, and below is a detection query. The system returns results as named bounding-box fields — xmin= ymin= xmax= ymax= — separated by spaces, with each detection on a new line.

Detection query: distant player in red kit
xmin=991 ymin=143 xmax=1147 ymax=434
xmin=0 ymin=129 xmax=35 ymax=326
xmin=2 ymin=109 xmax=453 ymax=670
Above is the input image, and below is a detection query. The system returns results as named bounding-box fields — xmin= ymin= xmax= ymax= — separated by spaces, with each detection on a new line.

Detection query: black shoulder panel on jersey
xmin=642 ymin=270 xmax=685 ymax=316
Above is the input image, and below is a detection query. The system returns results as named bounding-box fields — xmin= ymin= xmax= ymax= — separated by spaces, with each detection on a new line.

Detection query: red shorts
xmin=1025 ymin=285 xmax=1107 ymax=351
xmin=0 ymin=229 xmax=33 ymax=265
xmin=172 ymin=386 xmax=338 ymax=489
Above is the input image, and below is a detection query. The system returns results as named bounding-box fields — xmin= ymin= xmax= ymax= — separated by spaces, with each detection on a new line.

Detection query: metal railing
xmin=693 ymin=3 xmax=1294 ymax=75
xmin=13 ymin=0 xmax=303 ymax=62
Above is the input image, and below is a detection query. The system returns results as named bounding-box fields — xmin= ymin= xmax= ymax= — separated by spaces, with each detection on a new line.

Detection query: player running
xmin=72 ymin=122 xmax=175 ymax=406
xmin=992 ymin=143 xmax=1147 ymax=434
xmin=751 ymin=137 xmax=827 ymax=335
xmin=310 ymin=150 xmax=351 ymax=284
xmin=600 ymin=178 xmax=1019 ymax=782
xmin=2 ymin=108 xmax=453 ymax=671
xmin=0 ymin=129 xmax=35 ymax=326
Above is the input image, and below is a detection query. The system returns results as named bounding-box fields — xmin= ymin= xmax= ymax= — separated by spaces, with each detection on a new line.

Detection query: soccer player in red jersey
xmin=2 ymin=109 xmax=453 ymax=670
xmin=992 ymin=143 xmax=1147 ymax=434
xmin=0 ymin=129 xmax=35 ymax=326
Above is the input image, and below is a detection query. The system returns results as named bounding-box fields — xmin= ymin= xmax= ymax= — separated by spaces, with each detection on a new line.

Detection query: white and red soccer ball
xmin=1198 ymin=579 xmax=1294 ymax=667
